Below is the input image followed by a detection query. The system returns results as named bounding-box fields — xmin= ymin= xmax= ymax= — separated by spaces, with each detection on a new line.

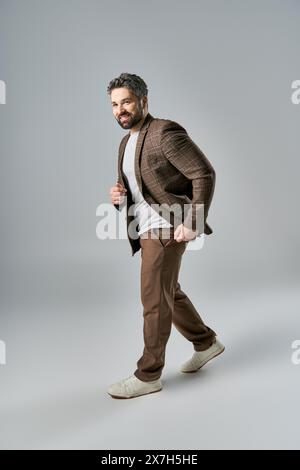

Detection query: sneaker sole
xmin=181 ymin=346 xmax=225 ymax=373
xmin=107 ymin=387 xmax=162 ymax=399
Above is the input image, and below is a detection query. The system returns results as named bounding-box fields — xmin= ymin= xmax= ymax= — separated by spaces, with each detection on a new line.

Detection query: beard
xmin=117 ymin=105 xmax=144 ymax=130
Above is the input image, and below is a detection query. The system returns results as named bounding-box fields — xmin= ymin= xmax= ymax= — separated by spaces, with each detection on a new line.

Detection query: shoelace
xmin=122 ymin=375 xmax=139 ymax=394
xmin=190 ymin=352 xmax=203 ymax=369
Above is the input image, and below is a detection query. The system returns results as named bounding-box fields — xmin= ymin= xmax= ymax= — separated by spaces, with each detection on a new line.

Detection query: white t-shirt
xmin=122 ymin=130 xmax=172 ymax=236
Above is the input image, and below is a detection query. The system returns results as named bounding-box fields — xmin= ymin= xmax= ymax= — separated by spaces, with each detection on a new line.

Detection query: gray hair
xmin=107 ymin=73 xmax=148 ymax=99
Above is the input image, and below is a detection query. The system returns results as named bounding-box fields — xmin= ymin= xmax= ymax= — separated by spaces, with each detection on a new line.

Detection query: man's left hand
xmin=174 ymin=224 xmax=199 ymax=242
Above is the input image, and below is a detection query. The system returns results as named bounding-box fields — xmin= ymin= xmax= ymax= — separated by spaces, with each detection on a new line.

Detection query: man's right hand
xmin=110 ymin=182 xmax=127 ymax=205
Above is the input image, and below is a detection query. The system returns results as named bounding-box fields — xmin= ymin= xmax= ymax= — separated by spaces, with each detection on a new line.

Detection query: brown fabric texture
xmin=114 ymin=112 xmax=216 ymax=257
xmin=133 ymin=227 xmax=216 ymax=382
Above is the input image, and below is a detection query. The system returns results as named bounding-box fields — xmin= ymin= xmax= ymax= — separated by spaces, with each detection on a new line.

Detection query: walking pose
xmin=107 ymin=73 xmax=224 ymax=399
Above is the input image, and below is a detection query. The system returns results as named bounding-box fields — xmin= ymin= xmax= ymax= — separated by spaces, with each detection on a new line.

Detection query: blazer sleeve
xmin=160 ymin=120 xmax=216 ymax=231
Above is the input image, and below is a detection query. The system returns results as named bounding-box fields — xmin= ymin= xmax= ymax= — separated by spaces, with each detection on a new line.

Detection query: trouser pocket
xmin=158 ymin=233 xmax=186 ymax=248
xmin=157 ymin=237 xmax=172 ymax=248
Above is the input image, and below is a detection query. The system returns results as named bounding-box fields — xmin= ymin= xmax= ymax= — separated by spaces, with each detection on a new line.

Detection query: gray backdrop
xmin=0 ymin=0 xmax=299 ymax=450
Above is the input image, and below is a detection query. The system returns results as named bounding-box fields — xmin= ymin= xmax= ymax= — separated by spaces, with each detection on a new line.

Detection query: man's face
xmin=110 ymin=87 xmax=146 ymax=130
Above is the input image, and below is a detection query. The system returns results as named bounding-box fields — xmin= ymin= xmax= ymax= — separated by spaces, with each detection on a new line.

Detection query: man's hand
xmin=110 ymin=182 xmax=127 ymax=205
xmin=174 ymin=223 xmax=199 ymax=242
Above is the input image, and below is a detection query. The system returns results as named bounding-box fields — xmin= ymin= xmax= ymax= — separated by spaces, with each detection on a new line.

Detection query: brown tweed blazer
xmin=114 ymin=112 xmax=216 ymax=257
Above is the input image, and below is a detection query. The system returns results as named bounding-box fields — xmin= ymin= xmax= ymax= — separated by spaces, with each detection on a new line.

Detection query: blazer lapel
xmin=117 ymin=134 xmax=130 ymax=188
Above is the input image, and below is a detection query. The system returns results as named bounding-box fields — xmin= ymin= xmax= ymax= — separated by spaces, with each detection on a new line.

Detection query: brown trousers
xmin=134 ymin=227 xmax=216 ymax=382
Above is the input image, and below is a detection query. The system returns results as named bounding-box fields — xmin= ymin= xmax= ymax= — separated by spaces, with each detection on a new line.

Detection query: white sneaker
xmin=107 ymin=374 xmax=162 ymax=399
xmin=181 ymin=339 xmax=225 ymax=373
